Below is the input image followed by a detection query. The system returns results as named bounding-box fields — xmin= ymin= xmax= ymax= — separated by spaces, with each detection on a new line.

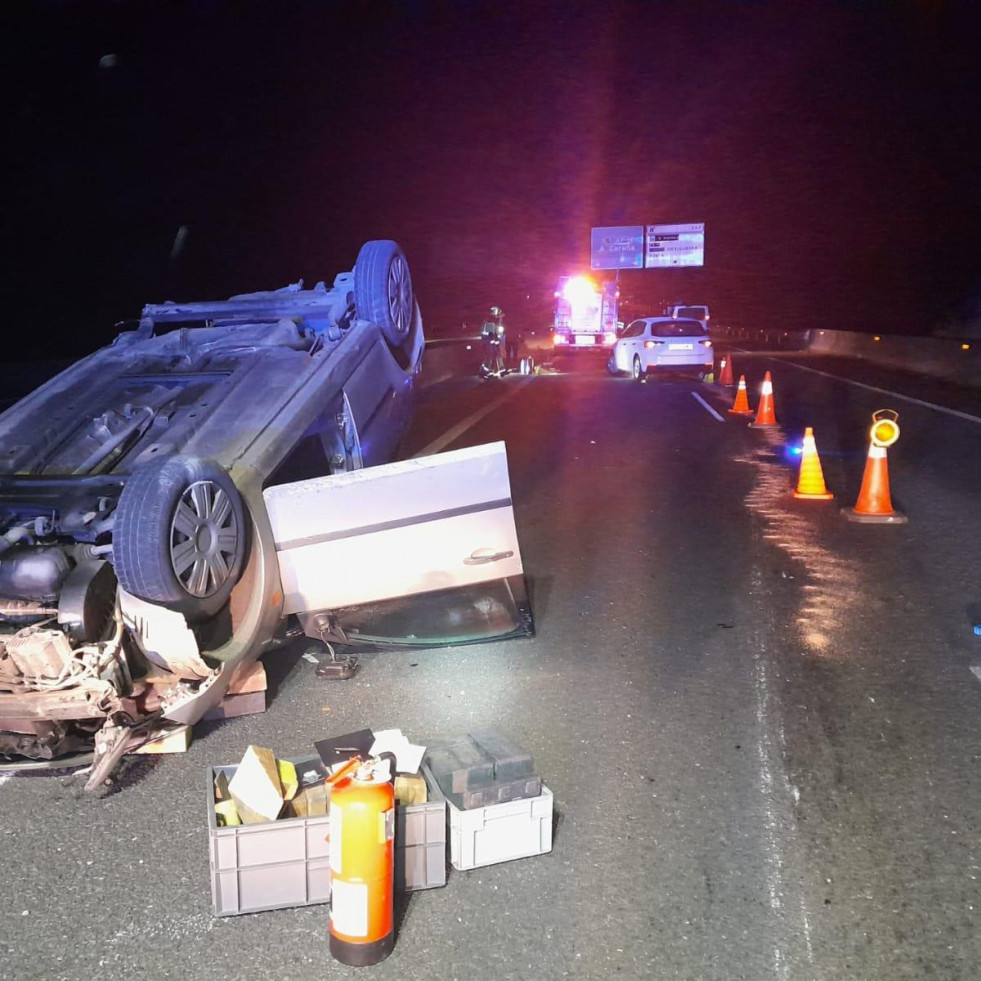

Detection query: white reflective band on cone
xmin=762 ymin=380 xmax=773 ymax=395
xmin=869 ymin=445 xmax=887 ymax=459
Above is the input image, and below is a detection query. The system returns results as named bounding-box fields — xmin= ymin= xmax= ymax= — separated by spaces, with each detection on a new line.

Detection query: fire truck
xmin=552 ymin=276 xmax=619 ymax=350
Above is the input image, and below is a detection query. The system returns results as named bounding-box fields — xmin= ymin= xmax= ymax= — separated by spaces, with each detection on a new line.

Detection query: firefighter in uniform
xmin=481 ymin=305 xmax=507 ymax=375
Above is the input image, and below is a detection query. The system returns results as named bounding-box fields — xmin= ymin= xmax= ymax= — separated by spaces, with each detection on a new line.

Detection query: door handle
xmin=463 ymin=548 xmax=514 ymax=566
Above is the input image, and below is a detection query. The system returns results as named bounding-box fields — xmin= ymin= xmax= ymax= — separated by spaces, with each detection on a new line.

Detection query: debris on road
xmin=129 ymin=723 xmax=191 ymax=755
xmin=207 ymin=727 xmax=552 ymax=919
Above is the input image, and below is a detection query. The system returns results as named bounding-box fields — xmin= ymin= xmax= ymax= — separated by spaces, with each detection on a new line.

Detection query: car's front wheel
xmin=113 ymin=456 xmax=247 ymax=621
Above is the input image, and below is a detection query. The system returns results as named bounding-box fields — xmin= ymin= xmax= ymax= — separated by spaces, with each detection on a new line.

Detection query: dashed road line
xmin=690 ymin=390 xmax=726 ymax=422
xmin=413 ymin=377 xmax=533 ymax=458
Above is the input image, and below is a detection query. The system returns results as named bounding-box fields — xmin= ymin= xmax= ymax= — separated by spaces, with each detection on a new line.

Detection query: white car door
xmin=262 ymin=441 xmax=529 ymax=645
xmin=618 ymin=320 xmax=646 ymax=368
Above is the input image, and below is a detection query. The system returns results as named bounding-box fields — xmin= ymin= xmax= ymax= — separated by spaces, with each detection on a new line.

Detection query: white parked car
xmin=609 ymin=317 xmax=714 ymax=381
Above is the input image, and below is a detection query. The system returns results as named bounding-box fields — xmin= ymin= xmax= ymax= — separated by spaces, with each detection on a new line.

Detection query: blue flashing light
xmin=781 ymin=443 xmax=804 ymax=465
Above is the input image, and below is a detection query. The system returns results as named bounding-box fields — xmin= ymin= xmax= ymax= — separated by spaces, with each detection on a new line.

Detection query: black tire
xmin=113 ymin=456 xmax=247 ymax=622
xmin=353 ymin=240 xmax=414 ymax=348
xmin=632 ymin=356 xmax=644 ymax=382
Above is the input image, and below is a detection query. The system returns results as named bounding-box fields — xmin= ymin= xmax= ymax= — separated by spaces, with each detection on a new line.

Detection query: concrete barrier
xmin=712 ymin=325 xmax=981 ymax=388
xmin=419 ymin=337 xmax=484 ymax=388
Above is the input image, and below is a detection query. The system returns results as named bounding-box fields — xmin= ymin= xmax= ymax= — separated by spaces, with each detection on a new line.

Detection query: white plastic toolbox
xmin=208 ymin=760 xmax=446 ymax=916
xmin=422 ymin=764 xmax=553 ymax=871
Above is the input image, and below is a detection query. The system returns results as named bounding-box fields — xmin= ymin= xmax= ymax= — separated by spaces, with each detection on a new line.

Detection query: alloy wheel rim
xmin=386 ymin=255 xmax=412 ymax=336
xmin=169 ymin=480 xmax=239 ymax=597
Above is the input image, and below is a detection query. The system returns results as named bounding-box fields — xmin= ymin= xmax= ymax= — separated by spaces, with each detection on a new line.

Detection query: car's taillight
xmin=553 ymin=333 xmax=569 ymax=346
xmin=644 ymin=340 xmax=664 ymax=349
xmin=699 ymin=339 xmax=712 ymax=347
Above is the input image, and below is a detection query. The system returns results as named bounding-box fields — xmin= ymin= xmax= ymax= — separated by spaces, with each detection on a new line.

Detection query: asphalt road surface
xmin=3 ymin=346 xmax=981 ymax=980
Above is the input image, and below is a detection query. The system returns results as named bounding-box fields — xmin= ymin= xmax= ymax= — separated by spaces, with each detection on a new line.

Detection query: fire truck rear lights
xmin=602 ymin=333 xmax=617 ymax=346
xmin=562 ymin=277 xmax=597 ymax=303
xmin=552 ymin=333 xmax=569 ymax=346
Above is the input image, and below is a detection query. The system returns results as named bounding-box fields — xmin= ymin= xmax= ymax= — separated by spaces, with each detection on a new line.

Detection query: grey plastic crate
xmin=208 ymin=760 xmax=446 ymax=916
xmin=395 ymin=792 xmax=446 ymax=892
xmin=208 ymin=763 xmax=331 ymax=917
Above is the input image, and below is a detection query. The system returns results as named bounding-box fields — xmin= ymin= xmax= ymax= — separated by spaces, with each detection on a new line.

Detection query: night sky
xmin=6 ymin=1 xmax=980 ymax=360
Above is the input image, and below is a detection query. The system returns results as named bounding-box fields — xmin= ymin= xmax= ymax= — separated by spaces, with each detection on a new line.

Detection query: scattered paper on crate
xmin=370 ymin=728 xmax=426 ymax=774
xmin=228 ymin=745 xmax=285 ymax=824
xmin=215 ymin=728 xmax=431 ymax=827
xmin=216 ymin=748 xmax=331 ymax=826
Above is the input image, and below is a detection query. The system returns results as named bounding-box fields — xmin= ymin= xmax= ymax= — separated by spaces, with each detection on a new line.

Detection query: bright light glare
xmin=603 ymin=333 xmax=617 ymax=346
xmin=562 ymin=276 xmax=596 ymax=303
xmin=552 ymin=333 xmax=569 ymax=346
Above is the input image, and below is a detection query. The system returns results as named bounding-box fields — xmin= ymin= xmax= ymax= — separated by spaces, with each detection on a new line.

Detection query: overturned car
xmin=0 ymin=240 xmax=531 ymax=785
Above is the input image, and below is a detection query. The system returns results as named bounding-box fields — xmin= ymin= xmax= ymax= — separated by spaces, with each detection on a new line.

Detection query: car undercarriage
xmin=0 ymin=240 xmax=427 ymax=783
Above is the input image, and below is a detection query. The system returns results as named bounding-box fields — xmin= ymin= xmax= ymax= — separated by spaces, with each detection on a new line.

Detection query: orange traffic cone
xmin=717 ymin=356 xmax=734 ymax=387
xmin=749 ymin=371 xmax=778 ymax=427
xmin=842 ymin=444 xmax=907 ymax=523
xmin=728 ymin=375 xmax=754 ymax=415
xmin=793 ymin=427 xmax=833 ymax=500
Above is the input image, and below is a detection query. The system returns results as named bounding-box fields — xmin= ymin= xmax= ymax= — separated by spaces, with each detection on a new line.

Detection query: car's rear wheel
xmin=353 ymin=240 xmax=414 ymax=348
xmin=113 ymin=456 xmax=247 ymax=622
xmin=632 ymin=356 xmax=643 ymax=382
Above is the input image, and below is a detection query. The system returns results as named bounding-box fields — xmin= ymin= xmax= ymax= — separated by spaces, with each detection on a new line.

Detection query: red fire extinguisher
xmin=328 ymin=754 xmax=397 ymax=966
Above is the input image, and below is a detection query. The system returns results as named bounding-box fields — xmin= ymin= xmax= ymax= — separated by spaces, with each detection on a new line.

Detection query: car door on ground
xmin=262 ymin=441 xmax=532 ymax=647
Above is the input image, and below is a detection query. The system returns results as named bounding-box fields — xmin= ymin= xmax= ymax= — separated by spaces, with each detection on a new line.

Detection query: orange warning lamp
xmin=869 ymin=409 xmax=900 ymax=448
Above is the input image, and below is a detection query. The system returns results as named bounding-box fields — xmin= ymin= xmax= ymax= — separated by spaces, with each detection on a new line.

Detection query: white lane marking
xmin=413 ymin=378 xmax=533 ymax=458
xmin=751 ymin=567 xmax=815 ymax=976
xmin=690 ymin=391 xmax=726 ymax=422
xmin=763 ymin=357 xmax=981 ymax=425
xmin=970 ymin=665 xmax=981 ymax=685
